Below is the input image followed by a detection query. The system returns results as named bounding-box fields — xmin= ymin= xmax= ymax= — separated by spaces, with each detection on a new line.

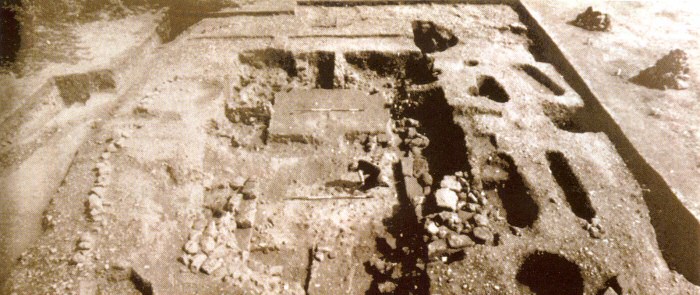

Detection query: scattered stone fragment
xmin=241 ymin=177 xmax=259 ymax=200
xmin=602 ymin=287 xmax=618 ymax=295
xmin=473 ymin=214 xmax=489 ymax=227
xmin=448 ymin=234 xmax=475 ymax=249
xmin=425 ymin=221 xmax=439 ymax=235
xmin=190 ymin=254 xmax=207 ymax=272
xmin=87 ymin=194 xmax=103 ymax=210
xmin=201 ymin=257 xmax=223 ymax=274
xmin=378 ymin=281 xmax=397 ymax=293
xmin=440 ymin=175 xmax=462 ymax=192
xmin=71 ymin=252 xmax=88 ymax=265
xmin=435 ymin=188 xmax=458 ymax=211
xmin=90 ymin=186 xmax=107 ymax=198
xmin=630 ymin=49 xmax=690 ymax=90
xmin=200 ymin=236 xmax=216 ymax=254
xmin=106 ymin=143 xmax=118 ymax=153
xmin=472 ymin=226 xmax=493 ymax=244
xmin=78 ymin=233 xmax=95 ymax=251
xmin=437 ymin=226 xmax=448 ymax=239
xmin=314 ymin=250 xmax=325 ymax=262
xmin=236 ymin=199 xmax=257 ymax=229
xmin=571 ymin=6 xmax=611 ymax=32
xmin=95 ymin=175 xmax=110 ymax=186
xmin=204 ymin=221 xmax=218 ymax=237
xmin=184 ymin=240 xmax=200 ymax=254
xmin=427 ymin=239 xmax=448 ymax=257
xmin=231 ymin=176 xmax=247 ymax=188
xmin=457 ymin=210 xmax=475 ymax=223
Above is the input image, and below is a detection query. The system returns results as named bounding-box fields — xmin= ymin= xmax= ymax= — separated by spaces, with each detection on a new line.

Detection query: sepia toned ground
xmin=0 ymin=1 xmax=698 ymax=294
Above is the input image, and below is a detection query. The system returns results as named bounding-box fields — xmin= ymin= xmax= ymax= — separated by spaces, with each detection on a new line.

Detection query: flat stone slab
xmin=269 ymin=89 xmax=389 ymax=143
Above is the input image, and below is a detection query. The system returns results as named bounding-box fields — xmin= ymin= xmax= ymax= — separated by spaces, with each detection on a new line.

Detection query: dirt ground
xmin=0 ymin=1 xmax=699 ymax=295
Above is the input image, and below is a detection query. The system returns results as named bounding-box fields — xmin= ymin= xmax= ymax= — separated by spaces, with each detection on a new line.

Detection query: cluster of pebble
xmin=571 ymin=6 xmax=611 ymax=32
xmin=630 ymin=49 xmax=690 ymax=90
xmin=179 ymin=178 xmax=258 ymax=275
xmin=86 ymin=130 xmax=129 ymax=222
xmin=70 ymin=232 xmax=96 ymax=266
xmin=585 ymin=217 xmax=605 ymax=239
xmin=395 ymin=118 xmax=430 ymax=157
xmin=180 ymin=212 xmax=239 ymax=275
xmin=425 ymin=173 xmax=506 ymax=258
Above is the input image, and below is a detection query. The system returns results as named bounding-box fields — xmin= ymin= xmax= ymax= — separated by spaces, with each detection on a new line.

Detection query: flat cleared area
xmin=269 ymin=89 xmax=389 ymax=143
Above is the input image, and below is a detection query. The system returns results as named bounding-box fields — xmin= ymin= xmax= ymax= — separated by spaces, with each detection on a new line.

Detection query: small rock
xmin=114 ymin=138 xmax=125 ymax=148
xmin=589 ymin=227 xmax=603 ymax=239
xmin=201 ymin=257 xmax=223 ymax=274
xmin=179 ymin=254 xmax=192 ymax=266
xmin=204 ymin=221 xmax=218 ymax=237
xmin=200 ymin=236 xmax=216 ymax=254
xmin=602 ymin=287 xmax=618 ymax=295
xmin=472 ymin=226 xmax=493 ymax=244
xmin=184 ymin=240 xmax=200 ymax=254
xmin=378 ymin=281 xmax=397 ymax=293
xmin=241 ymin=177 xmax=259 ymax=200
xmin=95 ymin=175 xmax=111 ymax=186
xmin=440 ymin=176 xmax=462 ymax=192
xmin=465 ymin=203 xmax=479 ymax=212
xmin=87 ymin=194 xmax=103 ymax=210
xmin=457 ymin=210 xmax=475 ymax=223
xmin=447 ymin=234 xmax=475 ymax=249
xmin=192 ymin=219 xmax=207 ymax=231
xmin=190 ymin=254 xmax=207 ymax=272
xmin=427 ymin=239 xmax=448 ymax=257
xmin=473 ymin=214 xmax=489 ymax=227
xmin=406 ymin=127 xmax=417 ymax=138
xmin=230 ymin=176 xmax=246 ymax=189
xmin=90 ymin=187 xmax=107 ymax=198
xmin=71 ymin=252 xmax=88 ymax=265
xmin=106 ymin=143 xmax=118 ymax=153
xmin=419 ymin=173 xmax=433 ymax=186
xmin=100 ymin=152 xmax=111 ymax=160
xmin=437 ymin=226 xmax=448 ymax=239
xmin=314 ymin=250 xmax=325 ymax=262
xmin=435 ymin=188 xmax=458 ymax=211
xmin=425 ymin=221 xmax=439 ymax=235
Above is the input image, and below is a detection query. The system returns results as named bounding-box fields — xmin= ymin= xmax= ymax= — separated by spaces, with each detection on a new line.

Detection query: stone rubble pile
xmin=424 ymin=172 xmax=506 ymax=259
xmin=87 ymin=130 xmax=130 ymax=223
xmin=179 ymin=177 xmax=258 ymax=275
xmin=571 ymin=6 xmax=611 ymax=32
xmin=630 ymin=49 xmax=690 ymax=90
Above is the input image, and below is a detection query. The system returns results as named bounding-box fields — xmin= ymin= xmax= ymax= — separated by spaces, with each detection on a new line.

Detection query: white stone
xmin=440 ymin=176 xmax=462 ymax=192
xmin=435 ymin=188 xmax=458 ymax=211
